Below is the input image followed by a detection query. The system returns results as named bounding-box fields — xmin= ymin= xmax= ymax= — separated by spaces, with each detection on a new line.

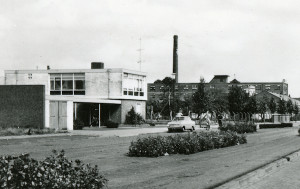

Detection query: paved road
xmin=1 ymin=126 xmax=300 ymax=189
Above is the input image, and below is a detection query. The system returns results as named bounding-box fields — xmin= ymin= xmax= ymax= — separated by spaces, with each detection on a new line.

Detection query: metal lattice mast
xmin=137 ymin=37 xmax=143 ymax=71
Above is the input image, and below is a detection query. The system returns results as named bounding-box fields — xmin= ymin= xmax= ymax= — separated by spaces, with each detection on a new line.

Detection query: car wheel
xmin=182 ymin=127 xmax=185 ymax=132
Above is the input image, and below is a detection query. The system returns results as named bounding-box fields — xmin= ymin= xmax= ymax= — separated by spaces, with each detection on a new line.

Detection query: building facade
xmin=147 ymin=75 xmax=288 ymax=101
xmin=4 ymin=64 xmax=147 ymax=130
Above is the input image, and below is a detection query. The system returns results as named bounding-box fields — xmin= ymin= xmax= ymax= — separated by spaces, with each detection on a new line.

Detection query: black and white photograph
xmin=1 ymin=0 xmax=300 ymax=188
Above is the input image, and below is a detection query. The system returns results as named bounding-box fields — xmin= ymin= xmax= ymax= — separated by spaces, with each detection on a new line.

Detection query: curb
xmin=215 ymin=149 xmax=300 ymax=189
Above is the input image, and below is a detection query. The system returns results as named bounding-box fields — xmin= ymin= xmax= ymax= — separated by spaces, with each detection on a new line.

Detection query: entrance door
xmin=50 ymin=101 xmax=67 ymax=130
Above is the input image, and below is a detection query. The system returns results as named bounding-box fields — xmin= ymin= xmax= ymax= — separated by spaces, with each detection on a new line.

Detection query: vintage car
xmin=167 ymin=116 xmax=196 ymax=132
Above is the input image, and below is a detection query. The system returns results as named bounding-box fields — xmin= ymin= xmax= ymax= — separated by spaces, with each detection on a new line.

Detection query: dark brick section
xmin=0 ymin=85 xmax=45 ymax=128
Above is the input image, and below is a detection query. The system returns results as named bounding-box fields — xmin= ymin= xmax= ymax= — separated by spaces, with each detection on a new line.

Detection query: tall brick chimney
xmin=173 ymin=35 xmax=178 ymax=83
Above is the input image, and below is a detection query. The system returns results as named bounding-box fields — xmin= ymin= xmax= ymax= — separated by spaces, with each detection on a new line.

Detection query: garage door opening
xmin=74 ymin=103 xmax=121 ymax=127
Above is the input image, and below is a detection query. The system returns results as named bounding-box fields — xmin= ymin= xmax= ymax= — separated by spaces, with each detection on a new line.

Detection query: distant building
xmin=256 ymin=91 xmax=300 ymax=107
xmin=1 ymin=63 xmax=147 ymax=130
xmin=147 ymin=75 xmax=288 ymax=101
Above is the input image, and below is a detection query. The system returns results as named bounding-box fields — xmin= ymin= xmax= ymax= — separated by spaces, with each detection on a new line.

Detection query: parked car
xmin=168 ymin=116 xmax=196 ymax=132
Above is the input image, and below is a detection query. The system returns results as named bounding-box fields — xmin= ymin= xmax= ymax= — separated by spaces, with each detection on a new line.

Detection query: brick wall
xmin=0 ymin=85 xmax=45 ymax=128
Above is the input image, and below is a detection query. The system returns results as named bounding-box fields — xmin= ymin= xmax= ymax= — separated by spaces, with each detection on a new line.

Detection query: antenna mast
xmin=137 ymin=37 xmax=143 ymax=71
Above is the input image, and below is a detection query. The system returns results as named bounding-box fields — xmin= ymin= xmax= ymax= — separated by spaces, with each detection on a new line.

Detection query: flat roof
xmin=5 ymin=68 xmax=147 ymax=76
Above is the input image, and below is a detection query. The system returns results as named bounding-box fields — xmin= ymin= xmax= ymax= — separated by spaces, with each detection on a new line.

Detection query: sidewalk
xmin=244 ymin=152 xmax=300 ymax=189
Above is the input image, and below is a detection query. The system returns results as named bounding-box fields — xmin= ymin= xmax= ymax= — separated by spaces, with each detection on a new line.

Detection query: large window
xmin=50 ymin=73 xmax=85 ymax=95
xmin=123 ymin=73 xmax=145 ymax=97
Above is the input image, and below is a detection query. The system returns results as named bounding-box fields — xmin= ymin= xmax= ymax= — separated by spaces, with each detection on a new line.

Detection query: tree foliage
xmin=268 ymin=97 xmax=277 ymax=114
xmin=228 ymin=86 xmax=249 ymax=114
xmin=277 ymin=99 xmax=287 ymax=114
xmin=244 ymin=96 xmax=257 ymax=114
xmin=294 ymin=103 xmax=299 ymax=115
xmin=286 ymin=99 xmax=294 ymax=115
xmin=208 ymin=89 xmax=228 ymax=114
xmin=192 ymin=78 xmax=210 ymax=116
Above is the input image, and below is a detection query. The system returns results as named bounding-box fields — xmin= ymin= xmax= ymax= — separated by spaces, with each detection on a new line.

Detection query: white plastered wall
xmin=45 ymin=100 xmax=50 ymax=128
xmin=67 ymin=101 xmax=73 ymax=130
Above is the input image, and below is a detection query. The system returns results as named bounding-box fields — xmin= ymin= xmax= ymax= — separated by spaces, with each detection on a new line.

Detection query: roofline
xmin=5 ymin=68 xmax=147 ymax=76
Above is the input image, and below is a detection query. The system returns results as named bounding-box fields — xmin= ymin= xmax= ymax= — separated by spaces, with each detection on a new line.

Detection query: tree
xmin=192 ymin=78 xmax=210 ymax=117
xmin=294 ymin=103 xmax=299 ymax=115
xmin=268 ymin=97 xmax=277 ymax=114
xmin=125 ymin=107 xmax=144 ymax=125
xmin=244 ymin=96 xmax=257 ymax=115
xmin=277 ymin=99 xmax=287 ymax=114
xmin=162 ymin=77 xmax=175 ymax=88
xmin=208 ymin=89 xmax=228 ymax=114
xmin=257 ymin=99 xmax=268 ymax=122
xmin=228 ymin=86 xmax=249 ymax=114
xmin=286 ymin=99 xmax=294 ymax=115
xmin=152 ymin=77 xmax=176 ymax=117
xmin=256 ymin=94 xmax=269 ymax=121
xmin=154 ymin=79 xmax=162 ymax=84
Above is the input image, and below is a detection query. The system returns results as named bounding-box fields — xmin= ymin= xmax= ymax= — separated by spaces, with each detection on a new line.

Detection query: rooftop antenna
xmin=137 ymin=37 xmax=144 ymax=71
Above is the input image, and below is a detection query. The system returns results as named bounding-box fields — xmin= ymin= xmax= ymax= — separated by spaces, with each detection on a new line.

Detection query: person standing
xmin=217 ymin=113 xmax=223 ymax=127
xmin=206 ymin=117 xmax=211 ymax=130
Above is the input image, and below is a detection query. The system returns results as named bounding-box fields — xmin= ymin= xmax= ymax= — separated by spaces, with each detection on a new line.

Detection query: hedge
xmin=0 ymin=150 xmax=107 ymax=189
xmin=219 ymin=123 xmax=256 ymax=134
xmin=259 ymin=123 xmax=293 ymax=129
xmin=128 ymin=131 xmax=247 ymax=157
xmin=104 ymin=120 xmax=119 ymax=128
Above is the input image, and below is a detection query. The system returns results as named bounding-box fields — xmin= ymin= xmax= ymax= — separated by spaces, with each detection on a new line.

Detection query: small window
xmin=150 ymin=86 xmax=156 ymax=91
xmin=28 ymin=73 xmax=32 ymax=79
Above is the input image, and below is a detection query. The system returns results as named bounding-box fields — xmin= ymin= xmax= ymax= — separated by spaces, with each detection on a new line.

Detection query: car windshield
xmin=174 ymin=117 xmax=185 ymax=121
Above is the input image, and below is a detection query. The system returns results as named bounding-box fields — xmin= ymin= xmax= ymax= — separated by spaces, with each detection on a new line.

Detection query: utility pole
xmin=137 ymin=37 xmax=143 ymax=71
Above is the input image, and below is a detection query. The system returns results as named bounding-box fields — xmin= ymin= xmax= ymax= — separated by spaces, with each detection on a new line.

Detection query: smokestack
xmin=173 ymin=35 xmax=178 ymax=83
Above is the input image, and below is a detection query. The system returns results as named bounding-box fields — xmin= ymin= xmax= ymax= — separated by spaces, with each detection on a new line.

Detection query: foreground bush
xmin=219 ymin=122 xmax=256 ymax=134
xmin=0 ymin=150 xmax=107 ymax=189
xmin=128 ymin=131 xmax=247 ymax=157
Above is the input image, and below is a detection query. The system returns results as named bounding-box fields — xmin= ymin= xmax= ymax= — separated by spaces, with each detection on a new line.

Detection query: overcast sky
xmin=1 ymin=0 xmax=300 ymax=96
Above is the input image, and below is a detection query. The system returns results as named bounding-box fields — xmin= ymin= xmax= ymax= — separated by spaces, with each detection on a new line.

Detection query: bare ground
xmin=1 ymin=127 xmax=300 ymax=189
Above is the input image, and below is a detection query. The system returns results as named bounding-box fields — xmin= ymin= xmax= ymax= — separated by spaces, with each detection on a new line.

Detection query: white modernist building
xmin=4 ymin=63 xmax=147 ymax=130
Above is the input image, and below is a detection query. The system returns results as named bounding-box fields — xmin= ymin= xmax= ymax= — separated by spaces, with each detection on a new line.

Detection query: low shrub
xmin=128 ymin=131 xmax=247 ymax=157
xmin=104 ymin=120 xmax=119 ymax=128
xmin=259 ymin=123 xmax=293 ymax=129
xmin=125 ymin=107 xmax=144 ymax=125
xmin=219 ymin=122 xmax=256 ymax=134
xmin=0 ymin=127 xmax=66 ymax=136
xmin=73 ymin=119 xmax=84 ymax=130
xmin=0 ymin=150 xmax=108 ymax=189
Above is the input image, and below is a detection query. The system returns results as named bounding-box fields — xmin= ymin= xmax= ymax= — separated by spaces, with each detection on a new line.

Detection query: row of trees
xmin=147 ymin=77 xmax=299 ymax=120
